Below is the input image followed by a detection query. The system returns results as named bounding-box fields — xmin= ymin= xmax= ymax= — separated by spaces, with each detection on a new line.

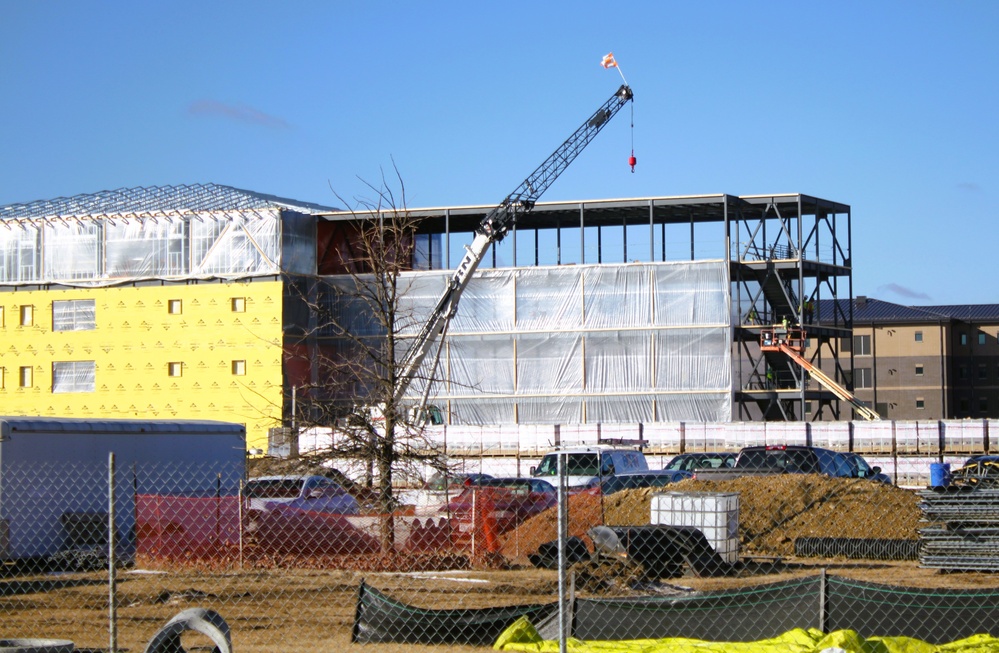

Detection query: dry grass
xmin=2 ymin=476 xmax=993 ymax=651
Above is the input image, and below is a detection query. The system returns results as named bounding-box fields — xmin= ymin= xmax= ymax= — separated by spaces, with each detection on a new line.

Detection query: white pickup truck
xmin=531 ymin=446 xmax=649 ymax=490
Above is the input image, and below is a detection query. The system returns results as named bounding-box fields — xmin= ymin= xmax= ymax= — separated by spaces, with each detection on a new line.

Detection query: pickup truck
xmin=531 ymin=446 xmax=649 ymax=490
xmin=690 ymin=445 xmax=890 ymax=484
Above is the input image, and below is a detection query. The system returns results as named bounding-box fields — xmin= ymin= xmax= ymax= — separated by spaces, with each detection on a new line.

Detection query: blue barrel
xmin=930 ymin=463 xmax=951 ymax=487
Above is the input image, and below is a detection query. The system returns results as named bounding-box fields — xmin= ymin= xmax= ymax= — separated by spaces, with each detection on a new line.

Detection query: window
xmin=980 ymin=333 xmax=987 ymax=346
xmin=19 ymin=305 xmax=33 ymax=326
xmin=979 ymin=364 xmax=988 ymax=380
xmin=960 ymin=333 xmax=968 ymax=346
xmin=959 ymin=365 xmax=969 ymax=379
xmin=853 ymin=334 xmax=871 ymax=356
xmin=915 ymin=331 xmax=923 ymax=342
xmin=854 ymin=367 xmax=873 ymax=389
xmin=960 ymin=398 xmax=969 ymax=412
xmin=915 ymin=364 xmax=924 ymax=376
xmin=231 ymin=297 xmax=246 ymax=313
xmin=0 ymin=306 xmax=4 ymax=327
xmin=980 ymin=397 xmax=989 ymax=413
xmin=168 ymin=362 xmax=183 ymax=377
xmin=916 ymin=398 xmax=925 ymax=410
xmin=168 ymin=299 xmax=182 ymax=315
xmin=19 ymin=366 xmax=32 ymax=388
xmin=52 ymin=361 xmax=95 ymax=393
xmin=232 ymin=360 xmax=246 ymax=376
xmin=413 ymin=233 xmax=444 ymax=270
xmin=52 ymin=299 xmax=96 ymax=331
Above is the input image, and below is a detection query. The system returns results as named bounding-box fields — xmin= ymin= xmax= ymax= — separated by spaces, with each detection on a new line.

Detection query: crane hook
xmin=628 ymin=150 xmax=637 ymax=173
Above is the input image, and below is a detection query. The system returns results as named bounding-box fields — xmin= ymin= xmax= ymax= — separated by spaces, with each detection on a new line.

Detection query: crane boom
xmin=395 ymin=84 xmax=634 ymax=403
xmin=761 ymin=327 xmax=882 ymax=421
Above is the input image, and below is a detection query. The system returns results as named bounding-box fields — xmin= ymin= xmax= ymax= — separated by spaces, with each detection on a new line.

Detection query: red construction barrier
xmin=404 ymin=517 xmax=453 ymax=552
xmin=250 ymin=506 xmax=379 ymax=556
xmin=136 ymin=494 xmax=241 ymax=559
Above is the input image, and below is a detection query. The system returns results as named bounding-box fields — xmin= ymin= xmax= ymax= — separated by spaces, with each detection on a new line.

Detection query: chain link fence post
xmin=107 ymin=451 xmax=117 ymax=653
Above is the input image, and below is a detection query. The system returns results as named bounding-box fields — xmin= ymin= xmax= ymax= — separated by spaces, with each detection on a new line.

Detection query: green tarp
xmin=351 ymin=581 xmax=558 ymax=645
xmin=352 ymin=575 xmax=999 ymax=646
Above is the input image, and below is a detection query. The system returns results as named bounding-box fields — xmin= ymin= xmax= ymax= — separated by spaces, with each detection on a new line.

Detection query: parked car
xmin=842 ymin=452 xmax=892 ymax=484
xmin=446 ymin=477 xmax=557 ymax=534
xmin=953 ymin=455 xmax=999 ymax=486
xmin=531 ymin=446 xmax=649 ymax=489
xmin=425 ymin=472 xmax=493 ymax=491
xmin=963 ymin=454 xmax=999 ymax=467
xmin=244 ymin=475 xmax=359 ymax=515
xmin=405 ymin=472 xmax=495 ymax=516
xmin=691 ymin=445 xmax=889 ymax=483
xmin=593 ymin=470 xmax=692 ymax=495
xmin=243 ymin=475 xmax=371 ymax=555
xmin=664 ymin=452 xmax=737 ymax=473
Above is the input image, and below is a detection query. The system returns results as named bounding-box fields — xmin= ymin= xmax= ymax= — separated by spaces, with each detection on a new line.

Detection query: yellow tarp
xmin=494 ymin=617 xmax=999 ymax=653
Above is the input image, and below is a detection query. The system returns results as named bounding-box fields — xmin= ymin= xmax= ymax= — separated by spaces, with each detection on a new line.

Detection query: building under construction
xmin=0 ymin=184 xmax=858 ymax=451
xmin=321 ymin=192 xmax=857 ymax=425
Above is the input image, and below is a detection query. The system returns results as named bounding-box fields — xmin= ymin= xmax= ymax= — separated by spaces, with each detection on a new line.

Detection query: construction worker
xmin=804 ymin=300 xmax=814 ymax=323
xmin=747 ymin=307 xmax=758 ymax=324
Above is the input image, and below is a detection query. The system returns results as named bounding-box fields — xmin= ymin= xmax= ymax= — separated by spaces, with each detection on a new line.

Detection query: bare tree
xmin=283 ymin=169 xmax=449 ymax=553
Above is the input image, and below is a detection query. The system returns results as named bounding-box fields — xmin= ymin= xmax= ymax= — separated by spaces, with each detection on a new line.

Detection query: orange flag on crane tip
xmin=601 ymin=52 xmax=618 ymax=69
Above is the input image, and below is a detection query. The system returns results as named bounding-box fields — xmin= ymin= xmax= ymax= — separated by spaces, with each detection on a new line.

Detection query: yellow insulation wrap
xmin=494 ymin=617 xmax=999 ymax=653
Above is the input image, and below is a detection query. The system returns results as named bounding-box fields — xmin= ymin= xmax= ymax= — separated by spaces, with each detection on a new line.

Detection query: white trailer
xmin=0 ymin=417 xmax=246 ymax=563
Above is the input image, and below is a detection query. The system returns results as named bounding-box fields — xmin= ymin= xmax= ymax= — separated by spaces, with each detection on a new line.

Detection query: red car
xmin=446 ymin=477 xmax=557 ymax=536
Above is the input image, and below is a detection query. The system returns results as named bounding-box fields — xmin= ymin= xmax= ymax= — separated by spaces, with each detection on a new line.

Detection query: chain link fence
xmin=4 ymin=453 xmax=999 ymax=652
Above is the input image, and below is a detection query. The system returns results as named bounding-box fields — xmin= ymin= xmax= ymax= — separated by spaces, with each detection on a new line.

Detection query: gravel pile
xmin=500 ymin=475 xmax=922 ymax=559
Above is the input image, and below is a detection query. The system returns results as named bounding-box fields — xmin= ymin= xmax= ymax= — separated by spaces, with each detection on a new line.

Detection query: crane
xmin=760 ymin=326 xmax=882 ymax=421
xmin=395 ymin=84 xmax=634 ymax=406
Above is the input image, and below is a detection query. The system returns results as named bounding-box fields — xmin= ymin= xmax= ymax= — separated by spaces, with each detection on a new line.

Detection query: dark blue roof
xmin=817 ymin=298 xmax=999 ymax=324
xmin=919 ymin=305 xmax=999 ymax=321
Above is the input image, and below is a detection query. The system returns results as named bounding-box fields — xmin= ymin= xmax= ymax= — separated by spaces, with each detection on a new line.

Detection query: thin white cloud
xmin=188 ymin=100 xmax=290 ymax=130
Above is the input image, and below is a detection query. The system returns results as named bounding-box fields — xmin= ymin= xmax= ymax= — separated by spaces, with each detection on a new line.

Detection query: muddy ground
xmin=4 ymin=476 xmax=996 ymax=652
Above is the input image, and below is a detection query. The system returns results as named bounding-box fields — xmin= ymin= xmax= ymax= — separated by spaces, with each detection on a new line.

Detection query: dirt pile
xmin=499 ymin=492 xmax=603 ymax=559
xmin=499 ymin=475 xmax=923 ymax=559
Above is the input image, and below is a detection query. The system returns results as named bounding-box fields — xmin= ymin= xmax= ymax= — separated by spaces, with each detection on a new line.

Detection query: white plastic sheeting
xmin=396 ymin=260 xmax=732 ymax=425
xmin=0 ymin=209 xmax=304 ymax=286
xmin=51 ymin=360 xmax=96 ymax=393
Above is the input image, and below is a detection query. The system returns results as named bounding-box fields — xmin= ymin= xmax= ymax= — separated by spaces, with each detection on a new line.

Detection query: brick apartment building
xmin=826 ymin=297 xmax=999 ymax=420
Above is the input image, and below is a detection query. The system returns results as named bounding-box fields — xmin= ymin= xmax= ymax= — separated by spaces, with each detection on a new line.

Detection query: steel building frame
xmin=322 ymin=192 xmax=857 ymax=422
xmin=730 ymin=195 xmax=855 ymax=421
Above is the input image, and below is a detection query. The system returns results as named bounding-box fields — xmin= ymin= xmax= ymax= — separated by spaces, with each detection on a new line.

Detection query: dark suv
xmin=736 ymin=445 xmax=891 ymax=483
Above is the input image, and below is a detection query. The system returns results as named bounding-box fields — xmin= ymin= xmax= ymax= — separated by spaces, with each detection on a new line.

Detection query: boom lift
xmin=394 ymin=84 xmax=635 ymax=405
xmin=760 ymin=325 xmax=882 ymax=421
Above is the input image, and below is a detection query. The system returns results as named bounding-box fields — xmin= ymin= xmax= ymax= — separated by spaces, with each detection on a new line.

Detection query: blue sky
xmin=2 ymin=1 xmax=996 ymax=304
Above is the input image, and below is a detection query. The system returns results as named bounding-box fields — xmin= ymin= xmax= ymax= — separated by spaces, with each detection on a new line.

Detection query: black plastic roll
xmin=794 ymin=536 xmax=921 ymax=560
